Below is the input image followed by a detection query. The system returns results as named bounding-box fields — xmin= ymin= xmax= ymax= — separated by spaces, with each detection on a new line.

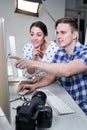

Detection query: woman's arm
xmin=26 ymin=47 xmax=43 ymax=74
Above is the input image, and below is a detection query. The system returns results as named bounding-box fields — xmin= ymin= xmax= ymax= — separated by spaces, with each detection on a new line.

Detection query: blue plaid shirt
xmin=52 ymin=41 xmax=87 ymax=115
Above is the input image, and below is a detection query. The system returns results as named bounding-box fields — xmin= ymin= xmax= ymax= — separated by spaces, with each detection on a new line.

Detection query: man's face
xmin=56 ymin=23 xmax=77 ymax=49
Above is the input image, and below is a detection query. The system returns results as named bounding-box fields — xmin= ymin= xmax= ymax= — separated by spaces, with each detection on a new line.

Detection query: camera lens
xmin=32 ymin=91 xmax=47 ymax=103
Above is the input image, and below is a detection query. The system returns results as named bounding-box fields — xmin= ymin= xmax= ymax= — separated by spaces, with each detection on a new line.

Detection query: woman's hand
xmin=32 ymin=47 xmax=43 ymax=59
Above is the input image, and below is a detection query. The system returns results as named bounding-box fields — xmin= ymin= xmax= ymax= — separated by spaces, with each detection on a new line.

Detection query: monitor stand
xmin=8 ymin=76 xmax=33 ymax=83
xmin=8 ymin=76 xmax=20 ymax=83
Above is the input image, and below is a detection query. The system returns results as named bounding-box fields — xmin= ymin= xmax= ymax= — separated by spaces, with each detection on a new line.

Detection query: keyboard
xmin=39 ymin=89 xmax=75 ymax=115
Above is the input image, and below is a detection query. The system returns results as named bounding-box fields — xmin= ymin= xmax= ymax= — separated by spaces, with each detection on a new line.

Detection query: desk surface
xmin=0 ymin=108 xmax=11 ymax=130
xmin=9 ymin=80 xmax=87 ymax=130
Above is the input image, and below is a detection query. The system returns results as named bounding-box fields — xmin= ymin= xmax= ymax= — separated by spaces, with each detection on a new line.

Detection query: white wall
xmin=0 ymin=0 xmax=65 ymax=56
xmin=0 ymin=0 xmax=65 ymax=77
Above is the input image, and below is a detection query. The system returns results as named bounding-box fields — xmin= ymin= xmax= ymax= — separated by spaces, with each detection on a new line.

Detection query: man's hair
xmin=55 ymin=17 xmax=78 ymax=32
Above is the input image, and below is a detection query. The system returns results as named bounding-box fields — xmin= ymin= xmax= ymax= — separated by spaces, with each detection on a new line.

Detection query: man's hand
xmin=9 ymin=55 xmax=33 ymax=69
xmin=18 ymin=83 xmax=37 ymax=93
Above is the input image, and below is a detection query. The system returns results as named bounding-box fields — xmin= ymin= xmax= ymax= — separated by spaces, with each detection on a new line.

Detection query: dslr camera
xmin=16 ymin=91 xmax=53 ymax=130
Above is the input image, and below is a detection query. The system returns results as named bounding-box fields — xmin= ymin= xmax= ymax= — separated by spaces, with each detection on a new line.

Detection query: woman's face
xmin=30 ymin=26 xmax=46 ymax=48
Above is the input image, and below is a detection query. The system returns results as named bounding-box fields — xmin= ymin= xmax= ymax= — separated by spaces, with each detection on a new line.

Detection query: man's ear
xmin=73 ymin=31 xmax=78 ymax=40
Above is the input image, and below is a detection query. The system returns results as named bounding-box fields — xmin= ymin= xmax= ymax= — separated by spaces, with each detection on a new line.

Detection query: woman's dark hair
xmin=55 ymin=17 xmax=78 ymax=32
xmin=30 ymin=21 xmax=48 ymax=36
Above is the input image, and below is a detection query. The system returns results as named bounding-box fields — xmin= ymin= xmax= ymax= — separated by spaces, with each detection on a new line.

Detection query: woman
xmin=22 ymin=21 xmax=59 ymax=81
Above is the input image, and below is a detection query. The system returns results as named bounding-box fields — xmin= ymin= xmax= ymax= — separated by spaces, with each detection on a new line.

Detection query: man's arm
xmin=19 ymin=74 xmax=56 ymax=93
xmin=9 ymin=56 xmax=87 ymax=77
xmin=33 ymin=59 xmax=87 ymax=77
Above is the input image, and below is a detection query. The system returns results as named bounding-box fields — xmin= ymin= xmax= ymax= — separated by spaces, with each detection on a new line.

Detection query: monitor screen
xmin=0 ymin=17 xmax=11 ymax=123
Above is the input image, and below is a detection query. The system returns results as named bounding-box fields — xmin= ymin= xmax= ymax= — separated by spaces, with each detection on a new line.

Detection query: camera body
xmin=16 ymin=91 xmax=53 ymax=130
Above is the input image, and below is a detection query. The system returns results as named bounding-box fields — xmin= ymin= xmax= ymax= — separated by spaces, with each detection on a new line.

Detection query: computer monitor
xmin=0 ymin=17 xmax=11 ymax=123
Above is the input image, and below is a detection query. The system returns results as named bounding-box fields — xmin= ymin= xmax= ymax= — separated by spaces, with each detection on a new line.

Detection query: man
xmin=9 ymin=17 xmax=87 ymax=115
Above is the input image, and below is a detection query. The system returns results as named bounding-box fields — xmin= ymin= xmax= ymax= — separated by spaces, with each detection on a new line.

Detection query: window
xmin=15 ymin=0 xmax=41 ymax=17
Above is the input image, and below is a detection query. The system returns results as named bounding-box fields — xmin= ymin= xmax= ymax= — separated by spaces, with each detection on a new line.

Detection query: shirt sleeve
xmin=78 ymin=46 xmax=87 ymax=65
xmin=42 ymin=41 xmax=59 ymax=63
xmin=22 ymin=43 xmax=34 ymax=78
xmin=22 ymin=42 xmax=33 ymax=59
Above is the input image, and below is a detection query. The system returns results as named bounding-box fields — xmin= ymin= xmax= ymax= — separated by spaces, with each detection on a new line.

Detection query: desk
xmin=9 ymin=81 xmax=87 ymax=130
xmin=0 ymin=108 xmax=12 ymax=130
